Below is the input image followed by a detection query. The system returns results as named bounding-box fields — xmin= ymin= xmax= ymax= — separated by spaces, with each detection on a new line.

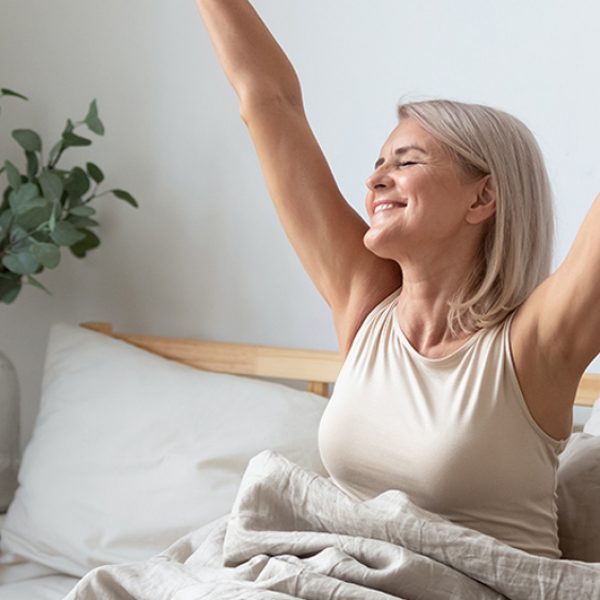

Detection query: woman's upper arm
xmin=535 ymin=195 xmax=600 ymax=376
xmin=240 ymin=96 xmax=402 ymax=354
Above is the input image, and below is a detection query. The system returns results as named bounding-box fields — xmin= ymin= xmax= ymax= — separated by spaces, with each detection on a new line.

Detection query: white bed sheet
xmin=0 ymin=539 xmax=80 ymax=600
xmin=0 ymin=574 xmax=79 ymax=600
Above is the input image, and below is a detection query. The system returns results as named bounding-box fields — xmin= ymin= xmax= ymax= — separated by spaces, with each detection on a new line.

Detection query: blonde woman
xmin=196 ymin=0 xmax=600 ymax=559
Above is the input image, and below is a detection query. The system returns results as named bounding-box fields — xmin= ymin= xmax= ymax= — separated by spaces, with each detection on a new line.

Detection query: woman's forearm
xmin=195 ymin=0 xmax=302 ymax=106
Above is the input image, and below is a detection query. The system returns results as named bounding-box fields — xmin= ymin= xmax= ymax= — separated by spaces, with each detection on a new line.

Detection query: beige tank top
xmin=318 ymin=286 xmax=570 ymax=559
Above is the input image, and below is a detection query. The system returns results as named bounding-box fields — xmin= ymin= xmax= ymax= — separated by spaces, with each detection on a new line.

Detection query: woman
xmin=196 ymin=0 xmax=600 ymax=559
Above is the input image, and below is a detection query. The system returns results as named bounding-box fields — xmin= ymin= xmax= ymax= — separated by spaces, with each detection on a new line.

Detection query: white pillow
xmin=0 ymin=322 xmax=328 ymax=577
xmin=583 ymin=396 xmax=600 ymax=436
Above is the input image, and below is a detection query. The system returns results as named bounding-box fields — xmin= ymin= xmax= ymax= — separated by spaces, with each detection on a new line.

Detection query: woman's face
xmin=363 ymin=118 xmax=488 ymax=259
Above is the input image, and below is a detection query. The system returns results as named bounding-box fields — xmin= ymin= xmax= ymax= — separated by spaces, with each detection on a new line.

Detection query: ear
xmin=466 ymin=175 xmax=496 ymax=225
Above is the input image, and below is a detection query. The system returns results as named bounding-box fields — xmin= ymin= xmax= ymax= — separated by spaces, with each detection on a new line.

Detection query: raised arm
xmin=520 ymin=193 xmax=600 ymax=406
xmin=195 ymin=0 xmax=403 ymax=356
xmin=195 ymin=0 xmax=301 ymax=104
xmin=543 ymin=194 xmax=600 ymax=374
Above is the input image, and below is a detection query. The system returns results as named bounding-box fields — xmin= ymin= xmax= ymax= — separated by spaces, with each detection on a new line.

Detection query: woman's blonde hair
xmin=396 ymin=98 xmax=556 ymax=336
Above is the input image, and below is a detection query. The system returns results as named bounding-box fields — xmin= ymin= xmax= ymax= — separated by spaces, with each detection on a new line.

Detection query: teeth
xmin=374 ymin=203 xmax=405 ymax=214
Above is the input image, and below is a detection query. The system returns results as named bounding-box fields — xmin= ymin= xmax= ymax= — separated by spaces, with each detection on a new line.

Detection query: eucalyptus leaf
xmin=65 ymin=167 xmax=90 ymax=197
xmin=50 ymin=221 xmax=86 ymax=246
xmin=0 ymin=275 xmax=22 ymax=304
xmin=9 ymin=225 xmax=28 ymax=245
xmin=62 ymin=119 xmax=75 ymax=137
xmin=1 ymin=187 xmax=9 ymax=210
xmin=30 ymin=242 xmax=60 ymax=268
xmin=14 ymin=203 xmax=52 ymax=231
xmin=112 ymin=189 xmax=138 ymax=208
xmin=4 ymin=160 xmax=22 ymax=191
xmin=87 ymin=116 xmax=104 ymax=135
xmin=0 ymin=88 xmax=28 ymax=100
xmin=86 ymin=161 xmax=104 ymax=183
xmin=2 ymin=247 xmax=40 ymax=275
xmin=85 ymin=100 xmax=104 ymax=135
xmin=26 ymin=150 xmax=39 ymax=179
xmin=86 ymin=99 xmax=98 ymax=119
xmin=69 ymin=205 xmax=95 ymax=217
xmin=67 ymin=215 xmax=99 ymax=228
xmin=69 ymin=228 xmax=100 ymax=258
xmin=29 ymin=228 xmax=51 ymax=242
xmin=39 ymin=170 xmax=64 ymax=201
xmin=62 ymin=131 xmax=91 ymax=147
xmin=0 ymin=210 xmax=12 ymax=243
xmin=26 ymin=274 xmax=51 ymax=295
xmin=12 ymin=129 xmax=42 ymax=152
xmin=9 ymin=183 xmax=45 ymax=215
xmin=68 ymin=195 xmax=83 ymax=208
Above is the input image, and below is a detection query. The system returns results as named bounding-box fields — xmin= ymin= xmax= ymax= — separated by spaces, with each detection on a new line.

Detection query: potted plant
xmin=0 ymin=87 xmax=138 ymax=512
xmin=0 ymin=87 xmax=138 ymax=304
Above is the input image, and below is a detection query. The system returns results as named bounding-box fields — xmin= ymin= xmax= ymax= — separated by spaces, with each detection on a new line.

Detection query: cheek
xmin=401 ymin=168 xmax=434 ymax=190
xmin=406 ymin=169 xmax=451 ymax=200
xmin=364 ymin=190 xmax=374 ymax=214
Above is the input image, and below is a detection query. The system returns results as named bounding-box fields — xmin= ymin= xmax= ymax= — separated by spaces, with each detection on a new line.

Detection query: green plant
xmin=0 ymin=87 xmax=138 ymax=304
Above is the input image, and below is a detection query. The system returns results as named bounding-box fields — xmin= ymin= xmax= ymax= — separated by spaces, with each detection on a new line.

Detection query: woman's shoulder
xmin=337 ymin=285 xmax=402 ymax=361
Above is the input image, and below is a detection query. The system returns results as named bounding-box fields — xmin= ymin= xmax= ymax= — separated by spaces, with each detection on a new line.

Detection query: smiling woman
xmin=195 ymin=0 xmax=600 ymax=563
xmin=363 ymin=102 xmax=555 ymax=339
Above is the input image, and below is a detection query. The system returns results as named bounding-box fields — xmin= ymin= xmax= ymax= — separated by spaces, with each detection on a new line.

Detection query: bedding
xmin=0 ymin=322 xmax=328 ymax=577
xmin=0 ymin=547 xmax=79 ymax=599
xmin=67 ymin=450 xmax=600 ymax=600
xmin=557 ymin=431 xmax=600 ymax=562
xmin=0 ymin=574 xmax=79 ymax=600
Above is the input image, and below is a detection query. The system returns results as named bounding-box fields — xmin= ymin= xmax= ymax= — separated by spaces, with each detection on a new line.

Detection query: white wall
xmin=0 ymin=0 xmax=598 ymax=452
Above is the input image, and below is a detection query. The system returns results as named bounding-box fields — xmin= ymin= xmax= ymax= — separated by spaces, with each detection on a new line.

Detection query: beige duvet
xmin=66 ymin=450 xmax=600 ymax=599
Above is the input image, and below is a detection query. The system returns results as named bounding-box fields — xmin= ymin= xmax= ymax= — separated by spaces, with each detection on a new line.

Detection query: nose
xmin=365 ymin=168 xmax=392 ymax=191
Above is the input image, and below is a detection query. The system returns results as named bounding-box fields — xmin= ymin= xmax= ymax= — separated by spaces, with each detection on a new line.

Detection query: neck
xmin=395 ymin=255 xmax=479 ymax=350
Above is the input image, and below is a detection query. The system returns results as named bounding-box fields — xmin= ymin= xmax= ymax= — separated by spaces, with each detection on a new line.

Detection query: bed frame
xmin=80 ymin=321 xmax=600 ymax=407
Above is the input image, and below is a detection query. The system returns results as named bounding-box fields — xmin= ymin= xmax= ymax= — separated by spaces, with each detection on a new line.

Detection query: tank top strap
xmin=351 ymin=285 xmax=402 ymax=343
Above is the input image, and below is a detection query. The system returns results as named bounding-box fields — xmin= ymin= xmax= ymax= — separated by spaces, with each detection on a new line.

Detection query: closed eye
xmin=397 ymin=161 xmax=417 ymax=167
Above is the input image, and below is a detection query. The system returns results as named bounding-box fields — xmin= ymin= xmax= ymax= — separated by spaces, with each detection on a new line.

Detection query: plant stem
xmin=82 ymin=181 xmax=100 ymax=204
xmin=48 ymin=120 xmax=84 ymax=170
xmin=96 ymin=190 xmax=111 ymax=197
xmin=1 ymin=219 xmax=49 ymax=265
xmin=48 ymin=146 xmax=64 ymax=170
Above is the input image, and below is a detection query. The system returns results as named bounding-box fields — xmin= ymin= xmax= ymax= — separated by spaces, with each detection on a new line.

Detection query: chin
xmin=363 ymin=228 xmax=398 ymax=260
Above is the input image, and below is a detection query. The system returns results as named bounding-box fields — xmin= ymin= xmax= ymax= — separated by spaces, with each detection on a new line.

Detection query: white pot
xmin=0 ymin=350 xmax=20 ymax=512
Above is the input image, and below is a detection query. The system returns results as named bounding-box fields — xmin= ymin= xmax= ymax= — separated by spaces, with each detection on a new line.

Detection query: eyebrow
xmin=374 ymin=145 xmax=428 ymax=169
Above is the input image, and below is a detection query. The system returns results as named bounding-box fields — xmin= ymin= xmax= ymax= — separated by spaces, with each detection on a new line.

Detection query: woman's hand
xmin=195 ymin=0 xmax=302 ymax=107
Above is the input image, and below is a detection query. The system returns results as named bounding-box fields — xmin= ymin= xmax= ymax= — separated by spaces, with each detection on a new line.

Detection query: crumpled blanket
xmin=66 ymin=450 xmax=600 ymax=599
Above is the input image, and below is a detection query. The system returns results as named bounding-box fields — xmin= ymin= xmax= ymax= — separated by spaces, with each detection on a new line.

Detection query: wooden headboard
xmin=80 ymin=321 xmax=600 ymax=407
xmin=80 ymin=321 xmax=340 ymax=397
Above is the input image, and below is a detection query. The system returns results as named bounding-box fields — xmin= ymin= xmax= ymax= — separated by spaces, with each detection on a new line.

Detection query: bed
xmin=0 ymin=320 xmax=599 ymax=599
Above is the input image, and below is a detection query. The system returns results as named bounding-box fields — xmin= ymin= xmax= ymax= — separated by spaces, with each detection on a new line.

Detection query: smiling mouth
xmin=373 ymin=202 xmax=407 ymax=215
